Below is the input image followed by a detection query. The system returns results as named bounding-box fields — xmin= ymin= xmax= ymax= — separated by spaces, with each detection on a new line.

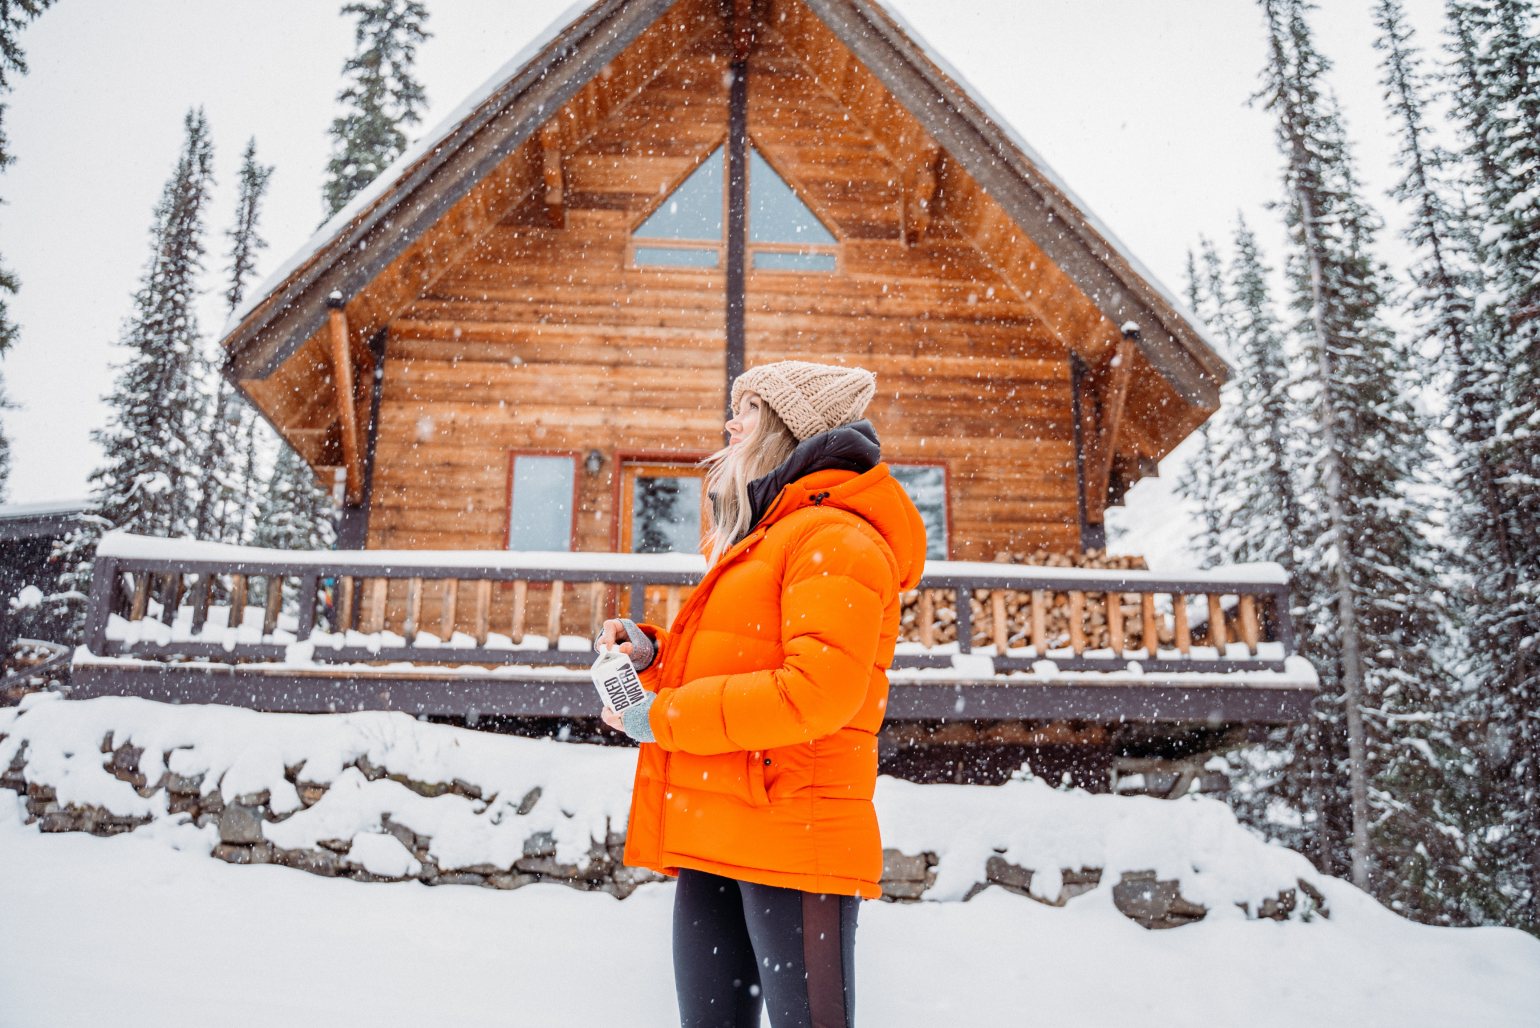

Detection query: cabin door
xmin=618 ymin=461 xmax=707 ymax=625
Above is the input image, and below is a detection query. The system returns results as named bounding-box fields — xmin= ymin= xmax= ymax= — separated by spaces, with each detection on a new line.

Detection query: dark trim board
xmin=68 ymin=663 xmax=1315 ymax=723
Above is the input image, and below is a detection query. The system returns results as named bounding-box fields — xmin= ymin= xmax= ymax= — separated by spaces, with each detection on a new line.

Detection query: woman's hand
xmin=596 ymin=618 xmax=634 ymax=657
xmin=600 ymin=706 xmax=625 ymax=733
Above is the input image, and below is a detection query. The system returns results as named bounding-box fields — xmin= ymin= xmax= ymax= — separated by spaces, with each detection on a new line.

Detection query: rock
xmin=444 ymin=862 xmax=505 ymax=877
xmin=488 ymin=872 xmax=539 ymax=890
xmin=514 ymin=855 xmax=580 ymax=877
xmin=233 ymin=791 xmax=270 ymax=808
xmin=1297 ymin=877 xmax=1330 ymax=920
xmin=880 ymin=880 xmax=928 ymax=901
xmin=165 ymin=772 xmax=205 ymax=795
xmin=167 ymin=792 xmax=200 ymax=816
xmin=217 ymin=803 xmax=266 ymax=845
xmin=213 ymin=843 xmax=274 ymax=865
xmin=108 ymin=744 xmax=145 ymax=788
xmin=39 ymin=810 xmax=80 ymax=833
xmin=318 ymin=838 xmax=353 ymax=854
xmin=434 ymin=872 xmax=487 ymax=887
xmin=198 ymin=791 xmax=224 ymax=815
xmin=517 ymin=787 xmax=542 ymax=815
xmin=25 ymin=782 xmax=55 ymax=803
xmin=522 ymin=831 xmax=556 ymax=859
xmin=882 ymin=848 xmax=930 ymax=883
xmin=1060 ymin=868 xmax=1102 ymax=901
xmin=380 ymin=816 xmax=420 ymax=855
xmin=298 ymin=784 xmax=326 ymax=807
xmin=984 ymin=855 xmax=1033 ymax=895
xmin=397 ymin=776 xmax=449 ymax=799
xmin=1112 ymin=871 xmax=1207 ymax=929
xmin=452 ymin=779 xmax=485 ymax=801
xmin=276 ymin=848 xmax=341 ymax=877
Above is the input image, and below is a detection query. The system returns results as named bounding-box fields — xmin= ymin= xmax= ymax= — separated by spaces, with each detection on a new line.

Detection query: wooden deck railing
xmin=81 ymin=535 xmax=1297 ymax=677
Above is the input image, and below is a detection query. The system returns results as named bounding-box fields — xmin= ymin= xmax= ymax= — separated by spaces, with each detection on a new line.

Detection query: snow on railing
xmin=83 ymin=534 xmax=1298 ymax=680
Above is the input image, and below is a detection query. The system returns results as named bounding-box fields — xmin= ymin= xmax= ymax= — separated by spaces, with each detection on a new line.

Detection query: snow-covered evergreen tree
xmin=48 ymin=109 xmax=217 ymax=633
xmin=252 ymin=447 xmax=336 ymax=551
xmin=1442 ymin=0 xmax=1540 ymax=932
xmin=321 ymin=0 xmax=430 ymax=219
xmin=0 ymin=0 xmax=56 ymax=498
xmin=1257 ymin=0 xmax=1452 ymax=905
xmin=1174 ymin=247 xmax=1230 ymax=568
xmin=192 ymin=138 xmax=274 ymax=545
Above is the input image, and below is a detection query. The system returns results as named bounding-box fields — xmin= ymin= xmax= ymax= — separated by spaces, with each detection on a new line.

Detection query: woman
xmin=598 ymin=360 xmax=926 ymax=1028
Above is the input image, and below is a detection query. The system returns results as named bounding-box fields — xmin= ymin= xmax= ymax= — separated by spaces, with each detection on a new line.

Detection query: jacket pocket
xmin=747 ymin=751 xmax=770 ymax=807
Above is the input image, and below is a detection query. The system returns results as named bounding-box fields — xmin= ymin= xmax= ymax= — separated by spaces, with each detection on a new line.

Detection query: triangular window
xmin=632 ymin=144 xmax=836 ymax=272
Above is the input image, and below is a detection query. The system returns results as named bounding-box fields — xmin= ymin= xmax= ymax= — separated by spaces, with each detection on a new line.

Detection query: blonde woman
xmin=599 ymin=361 xmax=926 ymax=1027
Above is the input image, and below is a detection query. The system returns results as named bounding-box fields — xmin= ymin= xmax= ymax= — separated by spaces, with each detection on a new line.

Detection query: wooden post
xmin=1207 ymin=594 xmax=1229 ymax=653
xmin=230 ymin=574 xmax=248 ymax=632
xmin=405 ymin=577 xmax=423 ymax=643
xmin=918 ymin=590 xmax=935 ymax=648
xmin=510 ymin=580 xmax=527 ymax=644
xmin=1141 ymin=592 xmax=1158 ymax=656
xmin=1173 ymin=594 xmax=1191 ymax=655
xmin=665 ymin=585 xmax=681 ymax=627
xmin=337 ymin=577 xmax=355 ymax=634
xmin=589 ymin=581 xmax=606 ymax=640
xmin=1238 ymin=594 xmax=1261 ymax=655
xmin=546 ymin=580 xmax=566 ymax=648
xmin=1068 ymin=590 xmax=1086 ymax=655
xmin=263 ymin=577 xmax=283 ymax=636
xmin=1106 ymin=591 xmax=1124 ymax=656
xmin=440 ymin=579 xmax=459 ymax=641
xmin=1030 ymin=590 xmax=1046 ymax=654
xmin=366 ymin=577 xmax=386 ymax=635
xmin=473 ymin=580 xmax=492 ymax=646
xmin=130 ymin=573 xmax=152 ymax=622
xmin=990 ymin=590 xmax=1009 ymax=652
xmin=296 ymin=574 xmax=319 ymax=641
xmin=327 ymin=297 xmax=364 ymax=505
xmin=191 ymin=574 xmax=213 ymax=635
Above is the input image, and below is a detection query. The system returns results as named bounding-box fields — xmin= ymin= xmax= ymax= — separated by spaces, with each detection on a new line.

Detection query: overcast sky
xmin=0 ymin=0 xmax=1446 ymax=560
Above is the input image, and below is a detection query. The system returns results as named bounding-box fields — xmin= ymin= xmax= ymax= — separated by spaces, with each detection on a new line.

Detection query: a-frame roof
xmin=220 ymin=0 xmax=1227 ymax=405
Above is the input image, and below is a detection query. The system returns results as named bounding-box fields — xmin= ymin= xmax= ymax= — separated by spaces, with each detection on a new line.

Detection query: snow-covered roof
xmin=219 ymin=0 xmax=1228 ymax=407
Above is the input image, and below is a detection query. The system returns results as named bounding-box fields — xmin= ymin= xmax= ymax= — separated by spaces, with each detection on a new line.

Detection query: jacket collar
xmin=743 ymin=420 xmax=880 ymax=535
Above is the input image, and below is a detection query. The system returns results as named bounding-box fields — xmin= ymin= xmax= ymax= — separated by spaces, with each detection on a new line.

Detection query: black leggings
xmin=672 ymin=869 xmax=859 ymax=1028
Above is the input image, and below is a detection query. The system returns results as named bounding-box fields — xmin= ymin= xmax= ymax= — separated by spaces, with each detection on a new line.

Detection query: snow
xmin=9 ymin=585 xmax=44 ymax=610
xmin=2 ymin=695 xmax=1537 ymax=1026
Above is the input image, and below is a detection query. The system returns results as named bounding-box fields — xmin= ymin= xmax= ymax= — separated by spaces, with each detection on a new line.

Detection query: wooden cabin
xmin=68 ymin=0 xmax=1314 ymax=788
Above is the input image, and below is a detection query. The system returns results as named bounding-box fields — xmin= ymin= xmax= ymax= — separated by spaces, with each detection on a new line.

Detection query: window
xmin=890 ymin=464 xmax=948 ymax=560
xmin=632 ymin=144 xmax=837 ymax=271
xmin=630 ymin=473 xmax=704 ymax=554
xmin=507 ymin=454 xmax=576 ymax=551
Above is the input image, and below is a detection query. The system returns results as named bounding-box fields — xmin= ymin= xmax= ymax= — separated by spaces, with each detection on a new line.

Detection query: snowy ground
xmin=2 ymin=814 xmax=1536 ymax=1027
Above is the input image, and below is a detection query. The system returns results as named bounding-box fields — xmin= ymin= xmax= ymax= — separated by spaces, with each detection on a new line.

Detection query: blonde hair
xmin=701 ymin=392 xmax=798 ymax=564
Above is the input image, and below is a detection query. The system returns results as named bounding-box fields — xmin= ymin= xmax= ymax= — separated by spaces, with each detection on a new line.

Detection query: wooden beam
xmin=327 ymin=299 xmax=365 ymax=505
xmin=1088 ymin=329 xmax=1137 ymax=520
xmin=540 ymin=120 xmax=565 ymax=226
xmin=731 ymin=0 xmax=755 ymax=60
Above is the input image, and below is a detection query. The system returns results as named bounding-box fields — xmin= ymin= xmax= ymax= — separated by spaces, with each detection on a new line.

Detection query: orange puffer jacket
xmin=623 ymin=456 xmax=926 ymax=898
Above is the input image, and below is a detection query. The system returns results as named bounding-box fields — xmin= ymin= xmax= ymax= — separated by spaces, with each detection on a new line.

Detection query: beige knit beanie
xmin=731 ymin=360 xmax=876 ymax=441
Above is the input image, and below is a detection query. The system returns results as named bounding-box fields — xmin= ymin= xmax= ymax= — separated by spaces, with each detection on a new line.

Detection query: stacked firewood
xmin=899 ymin=549 xmax=1168 ymax=653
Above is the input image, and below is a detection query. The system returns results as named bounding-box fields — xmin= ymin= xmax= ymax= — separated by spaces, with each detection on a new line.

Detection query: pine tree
xmin=1257 ymin=0 xmax=1452 ymax=904
xmin=192 ymin=139 xmax=275 ymax=545
xmin=1443 ymin=0 xmax=1540 ymax=932
xmin=321 ymin=0 xmax=430 ymax=219
xmin=252 ymin=447 xmax=336 ymax=551
xmin=49 ymin=109 xmax=217 ymax=634
xmin=1174 ymin=247 xmax=1230 ymax=567
xmin=0 ymin=0 xmax=56 ymax=498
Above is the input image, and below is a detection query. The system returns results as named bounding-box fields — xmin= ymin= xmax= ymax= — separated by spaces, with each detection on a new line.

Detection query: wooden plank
xmin=130 ymin=573 xmax=151 ymax=622
xmin=991 ymin=589 xmax=1008 ymax=652
xmin=1208 ymin=593 xmax=1229 ymax=653
xmin=328 ymin=304 xmax=365 ymax=504
xmin=511 ymin=580 xmax=528 ymax=644
xmin=546 ymin=579 xmax=566 ymax=646
xmin=1030 ymin=589 xmax=1046 ymax=654
xmin=1238 ymin=594 xmax=1260 ymax=655
xmin=190 ymin=575 xmax=212 ymax=634
xmin=1068 ymin=590 xmax=1085 ymax=655
xmin=366 ymin=577 xmax=387 ymax=634
xmin=589 ymin=580 xmax=606 ymax=640
xmin=1141 ymin=592 xmax=1158 ymax=656
xmin=230 ymin=574 xmax=248 ymax=632
xmin=1173 ymin=594 xmax=1191 ymax=655
xmin=405 ymin=577 xmax=423 ymax=642
xmin=263 ymin=577 xmax=283 ymax=636
xmin=474 ymin=579 xmax=493 ymax=646
xmin=338 ymin=576 xmax=355 ymax=632
xmin=1106 ymin=591 xmax=1124 ymax=655
xmin=440 ymin=578 xmax=459 ymax=641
